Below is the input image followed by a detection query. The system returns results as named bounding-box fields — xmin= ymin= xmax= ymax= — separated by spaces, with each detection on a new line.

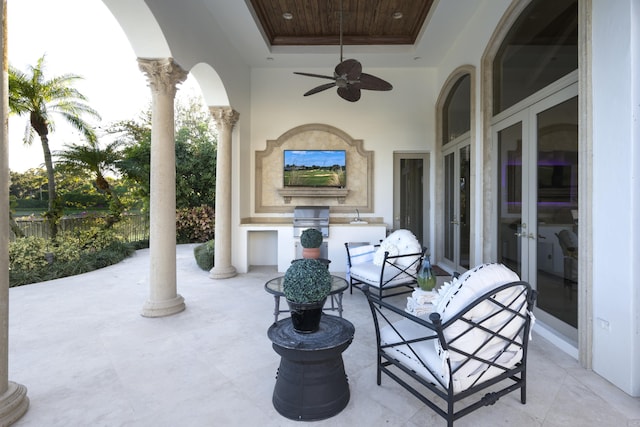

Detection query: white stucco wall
xmin=591 ymin=0 xmax=640 ymax=396
xmin=248 ymin=66 xmax=436 ymax=224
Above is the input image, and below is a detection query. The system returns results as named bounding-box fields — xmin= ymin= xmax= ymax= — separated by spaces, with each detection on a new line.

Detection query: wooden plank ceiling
xmin=247 ymin=0 xmax=435 ymax=46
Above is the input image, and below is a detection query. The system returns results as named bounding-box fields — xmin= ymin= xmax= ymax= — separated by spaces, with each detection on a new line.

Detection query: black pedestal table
xmin=267 ymin=315 xmax=355 ymax=421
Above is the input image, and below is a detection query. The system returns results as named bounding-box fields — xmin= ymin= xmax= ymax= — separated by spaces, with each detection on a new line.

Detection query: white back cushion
xmin=375 ymin=229 xmax=422 ymax=267
xmin=348 ymin=244 xmax=376 ymax=265
xmin=434 ymin=263 xmax=521 ymax=323
xmin=433 ymin=263 xmax=525 ymax=367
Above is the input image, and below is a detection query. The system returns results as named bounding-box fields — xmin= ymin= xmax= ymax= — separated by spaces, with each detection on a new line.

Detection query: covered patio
xmin=8 ymin=245 xmax=639 ymax=426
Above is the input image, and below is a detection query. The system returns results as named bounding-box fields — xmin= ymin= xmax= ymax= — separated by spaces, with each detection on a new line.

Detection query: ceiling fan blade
xmin=335 ymin=59 xmax=362 ymax=80
xmin=303 ymin=82 xmax=336 ymax=96
xmin=294 ymin=72 xmax=336 ymax=80
xmin=357 ymin=73 xmax=393 ymax=91
xmin=337 ymin=85 xmax=361 ymax=102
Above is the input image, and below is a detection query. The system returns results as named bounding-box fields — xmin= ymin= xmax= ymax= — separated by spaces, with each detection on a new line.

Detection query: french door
xmin=494 ymin=83 xmax=578 ymax=343
xmin=442 ymin=141 xmax=470 ymax=272
xmin=393 ymin=153 xmax=429 ymax=246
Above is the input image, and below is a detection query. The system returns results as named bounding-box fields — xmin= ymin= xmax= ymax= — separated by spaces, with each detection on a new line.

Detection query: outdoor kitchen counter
xmin=239 ymin=219 xmax=387 ymax=273
xmin=240 ymin=217 xmax=386 ymax=225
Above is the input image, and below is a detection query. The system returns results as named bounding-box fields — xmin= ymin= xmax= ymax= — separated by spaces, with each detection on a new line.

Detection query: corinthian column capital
xmin=209 ymin=107 xmax=240 ymax=132
xmin=137 ymin=58 xmax=188 ymax=96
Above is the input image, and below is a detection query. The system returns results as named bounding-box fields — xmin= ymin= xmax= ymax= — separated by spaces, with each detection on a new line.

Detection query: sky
xmin=284 ymin=150 xmax=346 ymax=167
xmin=7 ymin=0 xmax=200 ymax=172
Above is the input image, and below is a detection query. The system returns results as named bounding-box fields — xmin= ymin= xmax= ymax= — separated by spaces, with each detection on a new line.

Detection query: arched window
xmin=493 ymin=0 xmax=578 ymax=114
xmin=443 ymin=74 xmax=471 ymax=145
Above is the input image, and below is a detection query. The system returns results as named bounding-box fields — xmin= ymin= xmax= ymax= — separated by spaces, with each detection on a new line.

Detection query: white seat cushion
xmin=380 ymin=319 xmax=523 ymax=393
xmin=349 ymin=262 xmax=415 ymax=288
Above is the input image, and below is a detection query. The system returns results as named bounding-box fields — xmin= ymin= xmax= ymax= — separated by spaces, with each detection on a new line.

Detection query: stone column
xmin=0 ymin=1 xmax=29 ymax=423
xmin=209 ymin=107 xmax=240 ymax=279
xmin=138 ymin=58 xmax=188 ymax=317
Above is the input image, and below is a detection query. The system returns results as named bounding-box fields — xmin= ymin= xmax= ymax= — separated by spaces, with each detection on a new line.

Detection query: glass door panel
xmin=535 ymin=97 xmax=578 ymax=329
xmin=497 ymin=121 xmax=524 ymax=277
xmin=444 ymin=153 xmax=455 ymax=263
xmin=494 ymin=88 xmax=578 ymax=344
xmin=459 ymin=145 xmax=470 ymax=269
xmin=443 ymin=142 xmax=471 ymax=272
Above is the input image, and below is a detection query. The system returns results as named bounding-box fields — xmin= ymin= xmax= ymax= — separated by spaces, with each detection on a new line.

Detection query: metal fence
xmin=10 ymin=214 xmax=150 ymax=242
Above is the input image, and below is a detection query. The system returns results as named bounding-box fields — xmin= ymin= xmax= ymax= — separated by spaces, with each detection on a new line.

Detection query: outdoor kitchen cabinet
xmin=239 ymin=222 xmax=387 ymax=273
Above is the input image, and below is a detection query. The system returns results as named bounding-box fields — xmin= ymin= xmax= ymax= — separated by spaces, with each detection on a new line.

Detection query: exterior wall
xmin=246 ymin=66 xmax=436 ymax=217
xmin=591 ymin=0 xmax=639 ymax=396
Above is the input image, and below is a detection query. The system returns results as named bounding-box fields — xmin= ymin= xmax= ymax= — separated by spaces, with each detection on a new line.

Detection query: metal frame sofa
xmin=364 ymin=263 xmax=537 ymax=426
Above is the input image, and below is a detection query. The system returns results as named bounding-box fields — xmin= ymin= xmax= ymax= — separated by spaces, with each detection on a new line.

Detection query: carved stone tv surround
xmin=255 ymin=123 xmax=374 ymax=214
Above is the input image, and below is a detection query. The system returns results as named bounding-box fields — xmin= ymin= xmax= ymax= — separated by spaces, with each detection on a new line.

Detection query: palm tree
xmin=9 ymin=55 xmax=101 ymax=237
xmin=55 ymin=139 xmax=125 ymax=228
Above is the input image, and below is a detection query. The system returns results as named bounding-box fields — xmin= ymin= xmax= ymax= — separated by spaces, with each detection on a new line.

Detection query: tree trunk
xmin=104 ymin=186 xmax=124 ymax=228
xmin=8 ymin=212 xmax=24 ymax=238
xmin=38 ymin=132 xmax=59 ymax=238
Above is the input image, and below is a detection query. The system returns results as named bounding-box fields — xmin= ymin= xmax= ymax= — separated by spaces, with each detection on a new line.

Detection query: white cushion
xmin=379 ymin=318 xmax=523 ymax=393
xmin=377 ymin=230 xmax=422 ymax=267
xmin=432 ymin=263 xmax=527 ymax=370
xmin=433 ymin=263 xmax=521 ymax=322
xmin=348 ymin=244 xmax=376 ymax=265
xmin=379 ymin=319 xmax=444 ymax=386
xmin=373 ymin=240 xmax=399 ymax=266
xmin=349 ymin=262 xmax=415 ymax=288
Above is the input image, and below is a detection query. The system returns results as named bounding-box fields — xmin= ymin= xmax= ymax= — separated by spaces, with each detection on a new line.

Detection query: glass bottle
xmin=417 ymin=256 xmax=437 ymax=291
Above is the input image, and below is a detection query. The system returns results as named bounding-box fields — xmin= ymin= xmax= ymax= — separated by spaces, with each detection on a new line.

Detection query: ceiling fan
xmin=293 ymin=2 xmax=393 ymax=102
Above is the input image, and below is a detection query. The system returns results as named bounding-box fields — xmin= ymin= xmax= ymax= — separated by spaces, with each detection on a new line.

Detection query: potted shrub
xmin=300 ymin=228 xmax=323 ymax=259
xmin=193 ymin=239 xmax=214 ymax=270
xmin=283 ymin=258 xmax=332 ymax=333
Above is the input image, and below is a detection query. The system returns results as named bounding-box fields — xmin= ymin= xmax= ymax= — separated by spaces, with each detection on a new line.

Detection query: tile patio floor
xmin=8 ymin=245 xmax=640 ymax=426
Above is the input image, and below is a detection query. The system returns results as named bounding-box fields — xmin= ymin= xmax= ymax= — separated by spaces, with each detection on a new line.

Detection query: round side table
xmin=267 ymin=315 xmax=355 ymax=421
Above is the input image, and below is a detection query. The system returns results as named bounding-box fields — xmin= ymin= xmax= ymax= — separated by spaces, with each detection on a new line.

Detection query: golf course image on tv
xmin=284 ymin=150 xmax=346 ymax=187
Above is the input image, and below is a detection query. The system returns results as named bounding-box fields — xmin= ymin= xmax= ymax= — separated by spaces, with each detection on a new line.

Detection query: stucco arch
xmin=189 ymin=63 xmax=230 ymax=106
xmin=101 ymin=0 xmax=238 ymax=109
xmin=101 ymin=0 xmax=171 ymax=58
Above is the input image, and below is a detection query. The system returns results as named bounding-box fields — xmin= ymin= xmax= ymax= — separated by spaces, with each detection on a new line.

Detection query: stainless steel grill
xmin=293 ymin=206 xmax=330 ymax=237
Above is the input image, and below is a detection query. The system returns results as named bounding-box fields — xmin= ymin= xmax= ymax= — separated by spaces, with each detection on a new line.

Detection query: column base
xmin=141 ymin=294 xmax=186 ymax=318
xmin=0 ymin=382 xmax=29 ymax=426
xmin=209 ymin=265 xmax=237 ymax=279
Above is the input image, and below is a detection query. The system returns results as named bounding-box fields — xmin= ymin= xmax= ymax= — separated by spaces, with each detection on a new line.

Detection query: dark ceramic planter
xmin=286 ymin=298 xmax=326 ymax=333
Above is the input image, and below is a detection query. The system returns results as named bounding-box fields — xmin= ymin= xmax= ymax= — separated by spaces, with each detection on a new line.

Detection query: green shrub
xmin=282 ymin=259 xmax=332 ymax=303
xmin=8 ymin=231 xmax=135 ymax=287
xmin=9 ymin=236 xmax=49 ymax=271
xmin=176 ymin=205 xmax=215 ymax=243
xmin=300 ymin=228 xmax=323 ymax=248
xmin=193 ymin=239 xmax=215 ymax=270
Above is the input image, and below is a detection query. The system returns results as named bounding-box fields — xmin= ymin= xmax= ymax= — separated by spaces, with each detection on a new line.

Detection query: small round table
xmin=268 ymin=315 xmax=355 ymax=421
xmin=264 ymin=275 xmax=348 ymax=322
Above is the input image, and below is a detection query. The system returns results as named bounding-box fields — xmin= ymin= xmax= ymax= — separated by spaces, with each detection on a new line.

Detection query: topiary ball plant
xmin=283 ymin=258 xmax=332 ymax=304
xmin=300 ymin=228 xmax=323 ymax=248
xmin=193 ymin=239 xmax=214 ymax=270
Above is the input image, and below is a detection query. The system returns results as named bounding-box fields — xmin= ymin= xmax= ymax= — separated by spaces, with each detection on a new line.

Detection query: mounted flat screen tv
xmin=284 ymin=150 xmax=346 ymax=187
